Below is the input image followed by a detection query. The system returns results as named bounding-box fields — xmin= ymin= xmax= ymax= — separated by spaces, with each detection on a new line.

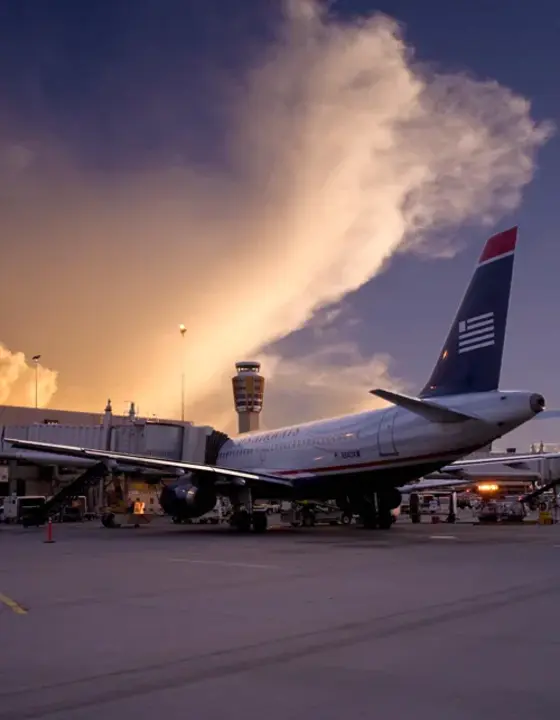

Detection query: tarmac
xmin=1 ymin=517 xmax=560 ymax=719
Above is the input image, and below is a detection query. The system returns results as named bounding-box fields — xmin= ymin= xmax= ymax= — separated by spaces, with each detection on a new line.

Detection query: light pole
xmin=179 ymin=324 xmax=186 ymax=422
xmin=31 ymin=354 xmax=41 ymax=409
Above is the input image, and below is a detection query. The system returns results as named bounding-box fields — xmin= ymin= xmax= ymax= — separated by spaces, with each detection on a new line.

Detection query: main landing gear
xmin=229 ymin=489 xmax=268 ymax=533
xmin=229 ymin=509 xmax=268 ymax=533
xmin=342 ymin=490 xmax=401 ymax=530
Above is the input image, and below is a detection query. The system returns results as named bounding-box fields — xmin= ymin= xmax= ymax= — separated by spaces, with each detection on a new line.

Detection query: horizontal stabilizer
xmin=370 ymin=389 xmax=476 ymax=424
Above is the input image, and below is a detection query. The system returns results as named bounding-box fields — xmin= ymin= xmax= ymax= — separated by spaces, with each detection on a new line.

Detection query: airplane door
xmin=377 ymin=408 xmax=398 ymax=456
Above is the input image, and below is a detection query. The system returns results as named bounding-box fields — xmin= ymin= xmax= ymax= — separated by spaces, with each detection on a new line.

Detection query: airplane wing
xmin=399 ymin=453 xmax=560 ymax=494
xmin=4 ymin=438 xmax=293 ymax=489
xmin=535 ymin=410 xmax=560 ymax=419
xmin=441 ymin=452 xmax=560 ymax=474
xmin=399 ymin=478 xmax=474 ymax=493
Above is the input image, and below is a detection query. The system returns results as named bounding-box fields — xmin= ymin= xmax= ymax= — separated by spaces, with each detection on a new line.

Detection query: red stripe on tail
xmin=478 ymin=227 xmax=517 ymax=264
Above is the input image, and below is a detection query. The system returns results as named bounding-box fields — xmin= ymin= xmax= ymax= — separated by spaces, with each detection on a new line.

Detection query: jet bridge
xmin=1 ymin=416 xmax=231 ymax=521
xmin=1 ymin=419 xmax=216 ymax=463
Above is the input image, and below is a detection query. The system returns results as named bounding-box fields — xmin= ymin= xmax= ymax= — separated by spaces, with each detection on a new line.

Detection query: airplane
xmin=6 ymin=226 xmax=555 ymax=533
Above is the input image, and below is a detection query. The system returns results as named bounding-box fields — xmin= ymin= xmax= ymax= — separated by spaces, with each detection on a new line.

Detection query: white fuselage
xmin=216 ymin=391 xmax=540 ymax=489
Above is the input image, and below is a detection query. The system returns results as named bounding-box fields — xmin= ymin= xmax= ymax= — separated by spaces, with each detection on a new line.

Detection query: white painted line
xmin=168 ymin=558 xmax=279 ymax=570
xmin=430 ymin=535 xmax=458 ymax=540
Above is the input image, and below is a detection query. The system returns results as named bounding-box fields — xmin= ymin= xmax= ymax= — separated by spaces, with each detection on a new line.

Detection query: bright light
xmin=477 ymin=483 xmax=499 ymax=493
xmin=179 ymin=324 xmax=186 ymax=336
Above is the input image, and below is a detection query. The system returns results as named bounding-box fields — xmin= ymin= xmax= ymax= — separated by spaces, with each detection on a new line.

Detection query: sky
xmin=0 ymin=0 xmax=559 ymax=449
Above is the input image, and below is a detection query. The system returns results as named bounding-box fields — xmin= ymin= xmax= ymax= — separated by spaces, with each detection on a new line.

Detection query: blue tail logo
xmin=420 ymin=227 xmax=517 ymax=398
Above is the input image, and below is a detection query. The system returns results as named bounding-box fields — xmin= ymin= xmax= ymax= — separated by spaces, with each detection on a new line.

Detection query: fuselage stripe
xmin=266 ymin=445 xmax=481 ymax=477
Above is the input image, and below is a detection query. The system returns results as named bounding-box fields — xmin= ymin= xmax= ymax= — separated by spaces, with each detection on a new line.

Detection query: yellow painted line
xmin=0 ymin=592 xmax=28 ymax=615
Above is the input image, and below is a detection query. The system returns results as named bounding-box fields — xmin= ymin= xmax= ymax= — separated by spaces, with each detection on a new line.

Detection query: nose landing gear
xmin=229 ymin=509 xmax=269 ymax=533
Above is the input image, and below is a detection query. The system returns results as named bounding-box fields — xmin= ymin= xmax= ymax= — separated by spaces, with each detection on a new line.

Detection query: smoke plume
xmin=0 ymin=0 xmax=551 ymax=427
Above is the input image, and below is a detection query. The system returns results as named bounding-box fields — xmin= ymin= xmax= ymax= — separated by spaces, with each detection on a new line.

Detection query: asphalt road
xmin=1 ymin=518 xmax=559 ymax=719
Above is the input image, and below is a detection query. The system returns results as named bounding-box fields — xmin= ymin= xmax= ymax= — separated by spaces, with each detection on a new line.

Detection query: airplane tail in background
xmin=419 ymin=227 xmax=518 ymax=399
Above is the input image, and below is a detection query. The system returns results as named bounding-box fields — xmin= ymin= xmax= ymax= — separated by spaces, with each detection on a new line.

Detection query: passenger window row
xmin=221 ymin=434 xmax=356 ymax=459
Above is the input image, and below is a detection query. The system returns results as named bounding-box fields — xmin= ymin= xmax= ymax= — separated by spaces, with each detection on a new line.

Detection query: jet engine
xmin=384 ymin=488 xmax=402 ymax=510
xmin=159 ymin=480 xmax=217 ymax=519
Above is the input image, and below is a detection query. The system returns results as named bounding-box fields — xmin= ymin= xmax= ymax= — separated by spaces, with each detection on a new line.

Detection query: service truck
xmin=3 ymin=495 xmax=47 ymax=525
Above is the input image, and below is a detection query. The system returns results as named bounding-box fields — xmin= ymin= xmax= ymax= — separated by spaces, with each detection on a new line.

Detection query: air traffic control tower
xmin=232 ymin=361 xmax=265 ymax=434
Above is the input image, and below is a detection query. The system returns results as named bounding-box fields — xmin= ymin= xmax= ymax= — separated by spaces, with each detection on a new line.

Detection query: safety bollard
xmin=44 ymin=518 xmax=55 ymax=544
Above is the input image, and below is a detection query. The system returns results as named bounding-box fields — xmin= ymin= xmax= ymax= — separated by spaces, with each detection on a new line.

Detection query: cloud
xmin=180 ymin=342 xmax=405 ymax=433
xmin=305 ymin=303 xmax=358 ymax=341
xmin=255 ymin=343 xmax=407 ymax=429
xmin=0 ymin=0 xmax=551 ymax=426
xmin=0 ymin=345 xmax=58 ymax=408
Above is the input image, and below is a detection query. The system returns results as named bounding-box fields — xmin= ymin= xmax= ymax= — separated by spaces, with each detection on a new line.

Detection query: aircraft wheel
xmin=378 ymin=511 xmax=393 ymax=530
xmin=101 ymin=512 xmax=117 ymax=528
xmin=231 ymin=510 xmax=252 ymax=533
xmin=302 ymin=513 xmax=315 ymax=528
xmin=252 ymin=513 xmax=268 ymax=533
xmin=341 ymin=513 xmax=353 ymax=526
xmin=172 ymin=516 xmax=182 ymax=524
xmin=360 ymin=510 xmax=377 ymax=529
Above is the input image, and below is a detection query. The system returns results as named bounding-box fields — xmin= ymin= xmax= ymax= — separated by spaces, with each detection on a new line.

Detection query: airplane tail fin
xmin=419 ymin=227 xmax=517 ymax=399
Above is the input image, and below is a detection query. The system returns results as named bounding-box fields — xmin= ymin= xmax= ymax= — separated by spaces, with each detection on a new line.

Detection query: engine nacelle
xmin=159 ymin=481 xmax=217 ymax=519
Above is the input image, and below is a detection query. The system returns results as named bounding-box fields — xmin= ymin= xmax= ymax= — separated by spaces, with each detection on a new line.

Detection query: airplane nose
xmin=530 ymin=394 xmax=546 ymax=414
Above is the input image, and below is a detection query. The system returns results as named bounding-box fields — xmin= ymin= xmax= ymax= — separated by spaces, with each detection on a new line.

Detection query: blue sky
xmin=0 ymin=0 xmax=558 ymax=447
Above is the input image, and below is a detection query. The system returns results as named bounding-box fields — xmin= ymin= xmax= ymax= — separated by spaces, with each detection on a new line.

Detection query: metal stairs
xmin=30 ymin=462 xmax=108 ymax=525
